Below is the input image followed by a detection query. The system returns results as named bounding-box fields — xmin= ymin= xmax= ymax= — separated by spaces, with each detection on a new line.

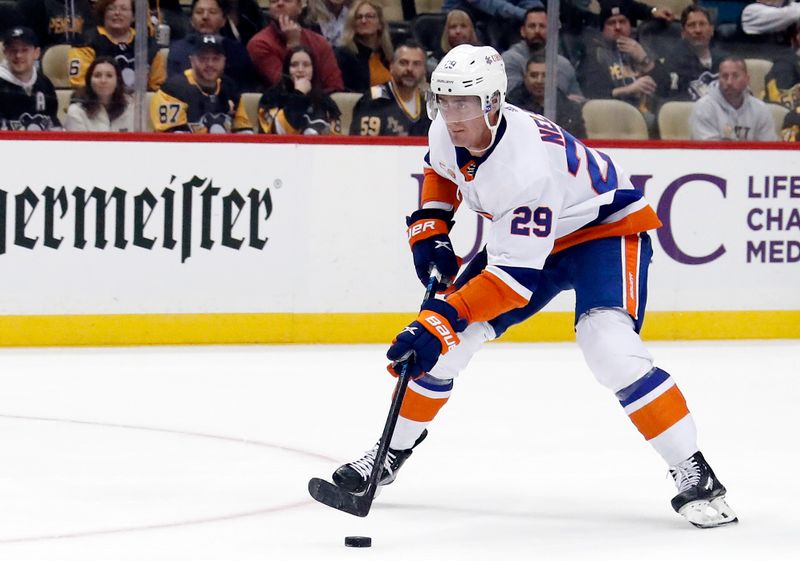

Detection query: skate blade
xmin=679 ymin=496 xmax=739 ymax=529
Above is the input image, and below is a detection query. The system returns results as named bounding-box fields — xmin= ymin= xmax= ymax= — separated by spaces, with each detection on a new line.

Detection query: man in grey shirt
xmin=690 ymin=56 xmax=778 ymax=140
xmin=502 ymin=7 xmax=584 ymax=102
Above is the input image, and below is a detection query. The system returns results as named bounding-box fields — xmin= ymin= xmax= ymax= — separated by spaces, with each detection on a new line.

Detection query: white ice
xmin=0 ymin=340 xmax=798 ymax=560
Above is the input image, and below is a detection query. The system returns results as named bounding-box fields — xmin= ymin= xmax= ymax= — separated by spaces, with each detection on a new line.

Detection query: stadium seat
xmin=240 ymin=92 xmax=262 ymax=133
xmin=42 ymin=44 xmax=72 ymax=88
xmin=657 ymin=101 xmax=695 ymax=140
xmin=55 ymin=89 xmax=73 ymax=126
xmin=744 ymin=58 xmax=772 ymax=99
xmin=331 ymin=92 xmax=363 ymax=135
xmin=766 ymin=103 xmax=788 ymax=138
xmin=582 ymin=99 xmax=649 ymax=140
xmin=412 ymin=12 xmax=446 ymax=53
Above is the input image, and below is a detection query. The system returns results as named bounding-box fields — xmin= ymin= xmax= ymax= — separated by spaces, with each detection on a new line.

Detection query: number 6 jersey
xmin=423 ymin=104 xmax=662 ymax=324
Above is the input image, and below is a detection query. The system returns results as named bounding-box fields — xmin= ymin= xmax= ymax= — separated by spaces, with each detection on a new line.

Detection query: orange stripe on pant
xmin=624 ymin=235 xmax=639 ymax=319
xmin=398 ymin=385 xmax=449 ymax=423
xmin=628 ymin=385 xmax=690 ymax=440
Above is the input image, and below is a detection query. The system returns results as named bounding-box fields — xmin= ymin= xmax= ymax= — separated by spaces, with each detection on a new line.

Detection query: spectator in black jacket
xmin=507 ymin=53 xmax=586 ymax=137
xmin=167 ymin=0 xmax=259 ymax=91
xmin=651 ymin=5 xmax=730 ymax=101
xmin=578 ymin=0 xmax=659 ymax=129
xmin=0 ymin=27 xmax=61 ymax=131
xmin=335 ymin=0 xmax=393 ymax=92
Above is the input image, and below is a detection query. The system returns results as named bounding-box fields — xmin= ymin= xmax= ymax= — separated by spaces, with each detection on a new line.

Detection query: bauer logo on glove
xmin=386 ymin=299 xmax=467 ymax=379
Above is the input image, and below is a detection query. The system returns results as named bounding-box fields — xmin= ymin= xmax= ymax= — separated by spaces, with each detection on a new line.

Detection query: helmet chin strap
xmin=466 ymin=109 xmax=503 ymax=155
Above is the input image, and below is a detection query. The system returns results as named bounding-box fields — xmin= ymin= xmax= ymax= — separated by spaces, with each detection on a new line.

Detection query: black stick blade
xmin=308 ymin=477 xmax=372 ymax=517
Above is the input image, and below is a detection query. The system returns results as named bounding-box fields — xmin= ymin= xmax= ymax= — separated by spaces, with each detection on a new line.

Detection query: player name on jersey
xmin=0 ymin=175 xmax=274 ymax=262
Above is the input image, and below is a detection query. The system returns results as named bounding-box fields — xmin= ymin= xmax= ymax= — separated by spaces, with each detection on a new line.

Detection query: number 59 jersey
xmin=423 ymin=104 xmax=662 ymax=323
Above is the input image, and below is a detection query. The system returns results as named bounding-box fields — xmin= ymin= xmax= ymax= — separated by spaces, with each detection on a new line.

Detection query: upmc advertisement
xmin=0 ymin=135 xmax=797 ymax=345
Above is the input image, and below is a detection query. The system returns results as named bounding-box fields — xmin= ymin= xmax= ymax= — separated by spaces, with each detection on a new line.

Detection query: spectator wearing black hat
xmin=17 ymin=0 xmax=94 ymax=48
xmin=577 ymin=0 xmax=660 ymax=130
xmin=167 ymin=0 xmax=260 ymax=92
xmin=0 ymin=26 xmax=62 ymax=131
xmin=150 ymin=34 xmax=253 ymax=133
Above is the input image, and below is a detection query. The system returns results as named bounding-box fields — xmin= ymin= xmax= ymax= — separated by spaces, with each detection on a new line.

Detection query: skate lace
xmin=670 ymin=457 xmax=701 ymax=493
xmin=349 ymin=445 xmax=397 ymax=480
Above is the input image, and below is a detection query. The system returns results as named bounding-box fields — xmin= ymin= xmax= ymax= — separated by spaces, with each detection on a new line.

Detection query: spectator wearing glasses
xmin=68 ymin=0 xmax=166 ymax=91
xmin=335 ymin=0 xmax=393 ymax=93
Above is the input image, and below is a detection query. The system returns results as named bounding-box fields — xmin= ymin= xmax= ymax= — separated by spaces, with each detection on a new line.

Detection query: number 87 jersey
xmin=424 ymin=104 xmax=662 ymax=324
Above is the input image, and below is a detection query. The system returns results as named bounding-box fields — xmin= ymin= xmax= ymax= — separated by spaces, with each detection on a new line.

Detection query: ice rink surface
xmin=0 ymin=340 xmax=798 ymax=561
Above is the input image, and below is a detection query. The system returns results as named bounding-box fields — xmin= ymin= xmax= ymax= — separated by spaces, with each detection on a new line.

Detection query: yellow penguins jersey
xmin=257 ymin=90 xmax=341 ymax=135
xmin=422 ymin=104 xmax=662 ymax=323
xmin=349 ymin=81 xmax=431 ymax=136
xmin=150 ymin=69 xmax=253 ymax=133
xmin=68 ymin=26 xmax=166 ymax=91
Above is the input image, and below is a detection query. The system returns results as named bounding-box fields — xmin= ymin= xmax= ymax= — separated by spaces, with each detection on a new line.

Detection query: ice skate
xmin=332 ymin=430 xmax=428 ymax=495
xmin=669 ymin=451 xmax=738 ymax=528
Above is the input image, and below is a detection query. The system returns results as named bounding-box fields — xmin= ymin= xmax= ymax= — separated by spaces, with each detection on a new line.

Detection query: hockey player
xmin=332 ymin=44 xmax=738 ymax=529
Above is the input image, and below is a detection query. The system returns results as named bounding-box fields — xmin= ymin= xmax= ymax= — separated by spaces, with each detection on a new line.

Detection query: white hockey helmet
xmin=427 ymin=44 xmax=507 ymax=129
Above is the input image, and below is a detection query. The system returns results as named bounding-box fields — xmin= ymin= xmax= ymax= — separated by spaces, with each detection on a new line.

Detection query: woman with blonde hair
xmin=427 ymin=9 xmax=480 ymax=75
xmin=334 ymin=0 xmax=393 ymax=92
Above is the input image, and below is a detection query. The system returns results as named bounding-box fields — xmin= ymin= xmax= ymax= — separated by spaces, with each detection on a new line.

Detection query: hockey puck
xmin=344 ymin=536 xmax=372 ymax=548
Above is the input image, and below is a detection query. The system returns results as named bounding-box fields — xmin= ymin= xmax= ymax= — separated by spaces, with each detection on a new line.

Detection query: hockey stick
xmin=308 ymin=269 xmax=441 ymax=517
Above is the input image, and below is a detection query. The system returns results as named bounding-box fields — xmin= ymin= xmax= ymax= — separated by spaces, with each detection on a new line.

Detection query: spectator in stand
xmin=503 ymin=7 xmax=584 ymax=102
xmin=64 ymin=56 xmax=133 ymax=131
xmin=561 ymin=0 xmax=674 ymax=68
xmin=765 ymin=24 xmax=800 ymax=110
xmin=441 ymin=0 xmax=544 ymax=51
xmin=0 ymin=27 xmax=61 ymax=131
xmin=507 ymin=53 xmax=586 ymax=136
xmin=68 ymin=0 xmax=167 ymax=92
xmin=350 ymin=40 xmax=430 ymax=136
xmin=651 ymin=5 xmax=730 ymax=102
xmin=151 ymin=34 xmax=253 ymax=133
xmin=304 ymin=0 xmax=353 ymax=46
xmin=247 ymin=0 xmax=343 ymax=93
xmin=690 ymin=56 xmax=778 ymax=141
xmin=167 ymin=0 xmax=259 ymax=91
xmin=426 ymin=9 xmax=481 ymax=77
xmin=258 ymin=46 xmax=341 ymax=134
xmin=578 ymin=0 xmax=659 ymax=130
xmin=17 ymin=0 xmax=94 ymax=48
xmin=742 ymin=0 xmax=800 ymax=60
xmin=335 ymin=0 xmax=393 ymax=92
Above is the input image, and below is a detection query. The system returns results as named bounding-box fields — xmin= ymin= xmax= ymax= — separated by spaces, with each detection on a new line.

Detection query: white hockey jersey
xmin=422 ymin=104 xmax=662 ymax=323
